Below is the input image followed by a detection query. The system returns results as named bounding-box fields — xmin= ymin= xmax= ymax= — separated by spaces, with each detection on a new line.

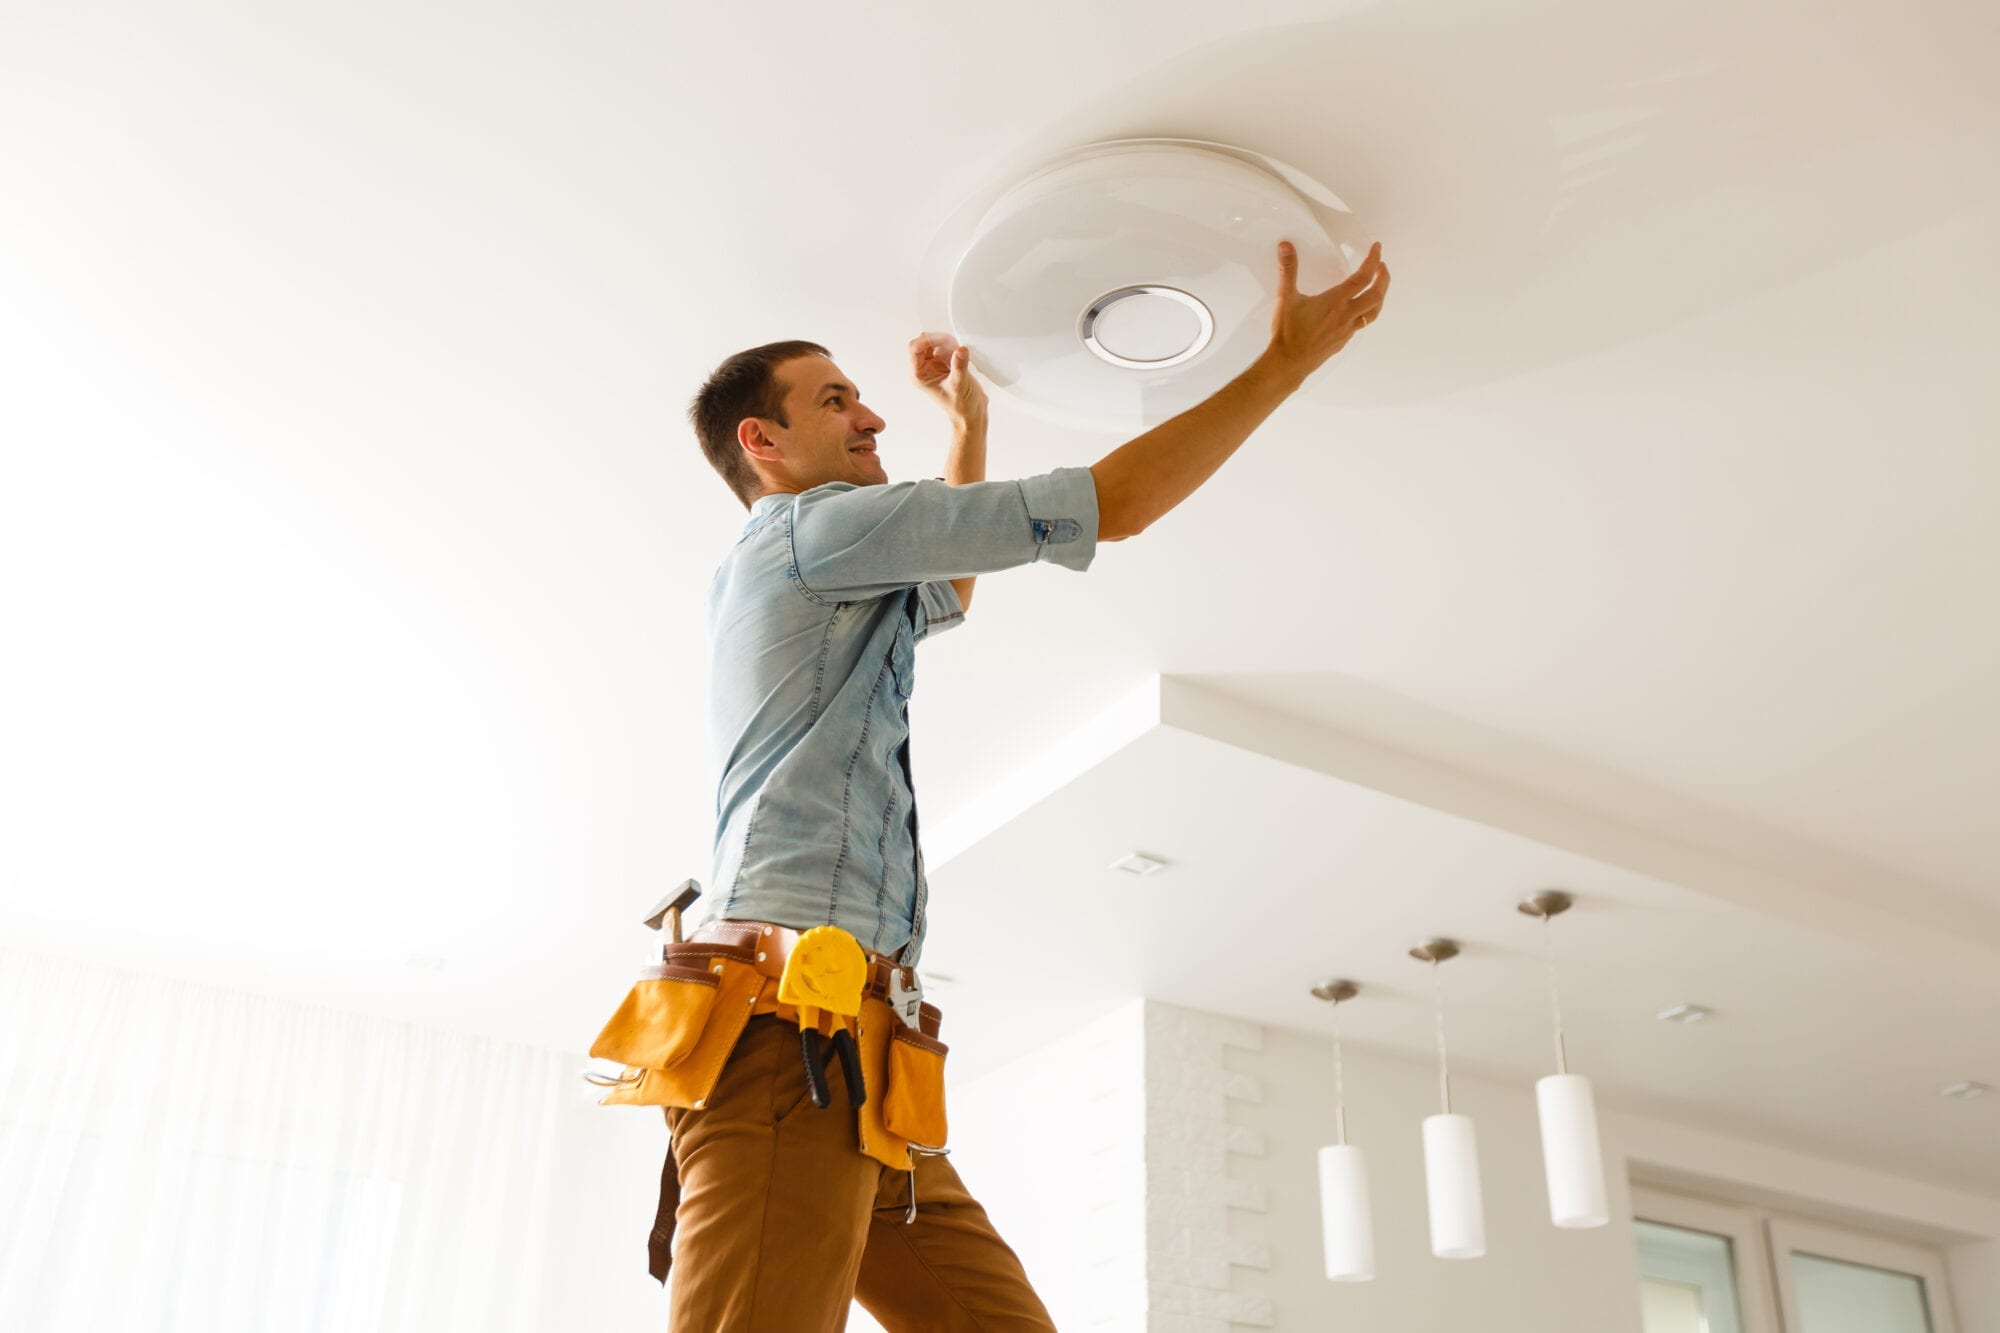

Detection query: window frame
xmin=1632 ymin=1186 xmax=1782 ymax=1333
xmin=1766 ymin=1215 xmax=1960 ymax=1333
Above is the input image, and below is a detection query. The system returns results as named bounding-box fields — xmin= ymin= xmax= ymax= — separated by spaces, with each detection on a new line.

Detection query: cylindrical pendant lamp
xmin=1311 ymin=979 xmax=1375 ymax=1281
xmin=1535 ymin=1073 xmax=1606 ymax=1227
xmin=1519 ymin=891 xmax=1609 ymax=1229
xmin=1421 ymin=1111 xmax=1486 ymax=1259
xmin=1411 ymin=938 xmax=1485 ymax=1259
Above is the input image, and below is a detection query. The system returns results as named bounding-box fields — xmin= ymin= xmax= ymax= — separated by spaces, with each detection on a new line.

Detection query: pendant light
xmin=1410 ymin=938 xmax=1485 ymax=1259
xmin=1518 ymin=890 xmax=1609 ymax=1228
xmin=1310 ymin=979 xmax=1375 ymax=1282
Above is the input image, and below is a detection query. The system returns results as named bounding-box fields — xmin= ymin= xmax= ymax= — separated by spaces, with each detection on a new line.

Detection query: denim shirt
xmin=701 ymin=468 xmax=1100 ymax=965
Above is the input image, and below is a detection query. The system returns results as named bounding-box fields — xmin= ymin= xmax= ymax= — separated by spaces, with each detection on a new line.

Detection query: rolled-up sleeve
xmin=788 ymin=467 xmax=1099 ymax=604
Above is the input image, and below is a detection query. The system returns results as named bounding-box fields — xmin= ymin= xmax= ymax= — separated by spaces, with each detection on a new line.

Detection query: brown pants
xmin=663 ymin=1014 xmax=1055 ymax=1332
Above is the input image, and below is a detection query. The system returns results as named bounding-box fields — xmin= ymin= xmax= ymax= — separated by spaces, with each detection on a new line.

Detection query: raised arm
xmin=911 ymin=335 xmax=988 ymax=611
xmin=1089 ymin=241 xmax=1389 ymax=541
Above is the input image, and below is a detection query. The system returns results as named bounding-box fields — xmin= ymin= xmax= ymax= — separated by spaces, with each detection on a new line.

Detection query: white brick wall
xmin=1142 ymin=1002 xmax=1272 ymax=1331
xmin=890 ymin=1000 xmax=1282 ymax=1331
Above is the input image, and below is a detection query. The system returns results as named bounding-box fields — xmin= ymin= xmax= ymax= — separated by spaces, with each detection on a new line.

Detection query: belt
xmin=691 ymin=916 xmax=904 ymax=992
xmin=682 ymin=919 xmax=940 ymax=1036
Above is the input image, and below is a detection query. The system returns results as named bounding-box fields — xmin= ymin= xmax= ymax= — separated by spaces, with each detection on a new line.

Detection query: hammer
xmin=643 ymin=879 xmax=703 ymax=947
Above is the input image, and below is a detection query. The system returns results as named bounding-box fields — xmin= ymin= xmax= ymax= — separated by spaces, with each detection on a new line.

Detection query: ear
xmin=737 ymin=416 xmax=780 ymax=463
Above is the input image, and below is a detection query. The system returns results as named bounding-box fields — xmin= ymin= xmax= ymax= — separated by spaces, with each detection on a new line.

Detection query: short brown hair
xmin=688 ymin=340 xmax=829 ymax=507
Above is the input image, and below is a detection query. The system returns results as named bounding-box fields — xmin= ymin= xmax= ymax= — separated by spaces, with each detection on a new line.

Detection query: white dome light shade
xmin=948 ymin=142 xmax=1351 ymax=432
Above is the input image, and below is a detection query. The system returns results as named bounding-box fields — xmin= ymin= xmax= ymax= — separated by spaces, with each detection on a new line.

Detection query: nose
xmin=855 ymin=404 xmax=885 ymax=437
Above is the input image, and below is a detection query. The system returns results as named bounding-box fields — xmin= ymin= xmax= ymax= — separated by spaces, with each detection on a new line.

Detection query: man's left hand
xmin=909 ymin=333 xmax=988 ymax=424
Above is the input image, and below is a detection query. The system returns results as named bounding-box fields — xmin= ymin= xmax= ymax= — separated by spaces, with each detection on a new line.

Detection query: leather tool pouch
xmin=856 ymin=997 xmax=951 ymax=1169
xmin=589 ymin=963 xmax=717 ymax=1071
xmin=881 ymin=1027 xmax=949 ymax=1149
xmin=589 ymin=947 xmax=763 ymax=1109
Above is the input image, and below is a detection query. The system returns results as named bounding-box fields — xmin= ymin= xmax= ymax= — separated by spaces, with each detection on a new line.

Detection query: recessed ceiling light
xmin=1941 ymin=1081 xmax=1991 ymax=1101
xmin=1108 ymin=852 xmax=1169 ymax=877
xmin=1656 ymin=1003 xmax=1713 ymax=1025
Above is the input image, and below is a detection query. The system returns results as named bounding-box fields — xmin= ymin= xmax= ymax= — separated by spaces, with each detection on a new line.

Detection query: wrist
xmin=1248 ymin=347 xmax=1308 ymax=398
xmin=950 ymin=406 xmax=989 ymax=432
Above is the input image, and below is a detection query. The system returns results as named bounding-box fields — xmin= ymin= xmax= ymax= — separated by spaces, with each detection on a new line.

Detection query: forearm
xmin=1088 ymin=350 xmax=1301 ymax=541
xmin=944 ymin=407 xmax=988 ymax=609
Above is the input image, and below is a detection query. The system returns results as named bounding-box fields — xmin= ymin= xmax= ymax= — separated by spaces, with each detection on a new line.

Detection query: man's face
xmin=759 ymin=355 xmax=889 ymax=491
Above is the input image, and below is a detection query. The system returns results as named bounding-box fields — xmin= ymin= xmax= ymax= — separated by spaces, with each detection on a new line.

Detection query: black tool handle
xmin=831 ymin=1027 xmax=865 ymax=1108
xmin=800 ymin=1028 xmax=831 ymax=1109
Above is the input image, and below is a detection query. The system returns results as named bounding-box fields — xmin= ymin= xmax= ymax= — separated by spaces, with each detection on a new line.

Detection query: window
xmin=1634 ymin=1189 xmax=1776 ymax=1333
xmin=1632 ymin=1188 xmax=1961 ymax=1333
xmin=1768 ymin=1217 xmax=1957 ymax=1333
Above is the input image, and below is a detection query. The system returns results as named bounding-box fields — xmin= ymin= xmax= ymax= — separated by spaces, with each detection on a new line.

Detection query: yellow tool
xmin=777 ymin=926 xmax=869 ymax=1109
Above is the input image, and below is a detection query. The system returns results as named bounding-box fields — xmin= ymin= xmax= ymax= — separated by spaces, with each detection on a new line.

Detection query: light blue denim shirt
xmin=701 ymin=468 xmax=1100 ymax=964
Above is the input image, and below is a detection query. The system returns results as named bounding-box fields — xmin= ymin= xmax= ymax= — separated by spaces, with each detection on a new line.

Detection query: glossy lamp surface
xmin=1536 ymin=1073 xmax=1609 ymax=1228
xmin=1317 ymin=1143 xmax=1376 ymax=1282
xmin=1422 ymin=1112 xmax=1487 ymax=1259
xmin=948 ymin=142 xmax=1344 ymax=431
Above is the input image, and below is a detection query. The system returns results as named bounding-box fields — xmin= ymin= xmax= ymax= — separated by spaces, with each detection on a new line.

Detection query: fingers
xmin=910 ymin=333 xmax=963 ymax=389
xmin=1328 ymin=242 xmax=1384 ymax=300
xmin=1276 ymin=241 xmax=1300 ymax=300
xmin=1350 ymin=262 xmax=1390 ymax=327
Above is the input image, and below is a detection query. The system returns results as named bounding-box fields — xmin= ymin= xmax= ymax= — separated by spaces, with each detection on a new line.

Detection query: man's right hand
xmin=1263 ymin=240 xmax=1390 ymax=388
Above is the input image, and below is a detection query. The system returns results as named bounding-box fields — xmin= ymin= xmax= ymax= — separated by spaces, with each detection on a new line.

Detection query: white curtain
xmin=0 ymin=948 xmax=567 ymax=1333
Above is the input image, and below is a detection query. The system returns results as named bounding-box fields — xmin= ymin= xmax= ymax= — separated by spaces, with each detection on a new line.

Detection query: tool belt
xmin=589 ymin=918 xmax=951 ymax=1284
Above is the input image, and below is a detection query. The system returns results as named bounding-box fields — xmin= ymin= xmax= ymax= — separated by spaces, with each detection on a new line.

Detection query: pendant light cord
xmin=1431 ymin=958 xmax=1452 ymax=1115
xmin=1332 ymin=1006 xmax=1348 ymax=1146
xmin=1543 ymin=915 xmax=1569 ymax=1076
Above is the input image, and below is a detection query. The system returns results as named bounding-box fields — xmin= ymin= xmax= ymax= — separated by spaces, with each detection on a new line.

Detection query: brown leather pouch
xmin=591 ymin=951 xmax=765 ymax=1109
xmin=854 ymin=997 xmax=911 ymax=1169
xmin=881 ymin=1027 xmax=949 ymax=1149
xmin=589 ymin=964 xmax=719 ymax=1071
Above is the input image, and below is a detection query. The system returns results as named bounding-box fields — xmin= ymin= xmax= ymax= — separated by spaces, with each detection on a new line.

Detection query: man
xmin=667 ymin=240 xmax=1388 ymax=1330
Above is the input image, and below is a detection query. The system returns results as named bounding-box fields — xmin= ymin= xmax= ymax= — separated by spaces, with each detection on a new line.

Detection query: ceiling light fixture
xmin=1518 ymin=890 xmax=1608 ymax=1229
xmin=937 ymin=139 xmax=1369 ymax=431
xmin=1941 ymin=1082 xmax=1991 ymax=1101
xmin=1656 ymin=1003 xmax=1713 ymax=1025
xmin=1411 ymin=937 xmax=1485 ymax=1260
xmin=1311 ymin=979 xmax=1375 ymax=1282
xmin=1108 ymin=852 xmax=1168 ymax=877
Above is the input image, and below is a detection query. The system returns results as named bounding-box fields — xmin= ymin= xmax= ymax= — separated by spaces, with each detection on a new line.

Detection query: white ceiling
xmin=3 ymin=0 xmax=1996 ymax=1191
xmin=918 ymin=679 xmax=2000 ymax=1191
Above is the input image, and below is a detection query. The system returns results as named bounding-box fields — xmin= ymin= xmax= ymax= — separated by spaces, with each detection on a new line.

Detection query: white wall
xmin=857 ymin=1001 xmax=1153 ymax=1332
xmin=539 ymin=1072 xmax=670 ymax=1331
xmin=1951 ymin=1241 xmax=2000 ymax=1329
